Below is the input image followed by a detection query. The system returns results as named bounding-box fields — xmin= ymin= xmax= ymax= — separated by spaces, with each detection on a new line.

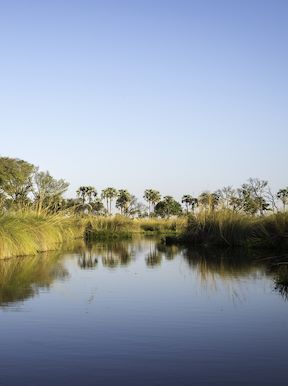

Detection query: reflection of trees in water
xmin=156 ymin=243 xmax=180 ymax=260
xmin=101 ymin=242 xmax=135 ymax=267
xmin=146 ymin=249 xmax=162 ymax=267
xmin=78 ymin=253 xmax=98 ymax=269
xmin=76 ymin=241 xmax=138 ymax=268
xmin=0 ymin=252 xmax=68 ymax=307
xmin=145 ymin=242 xmax=181 ymax=267
xmin=77 ymin=242 xmax=98 ymax=269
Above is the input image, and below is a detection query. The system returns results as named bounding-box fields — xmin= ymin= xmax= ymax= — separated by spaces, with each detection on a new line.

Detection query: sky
xmin=0 ymin=0 xmax=287 ymax=200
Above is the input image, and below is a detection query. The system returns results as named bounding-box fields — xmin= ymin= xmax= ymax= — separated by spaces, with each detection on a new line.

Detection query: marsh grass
xmin=84 ymin=216 xmax=187 ymax=240
xmin=178 ymin=210 xmax=288 ymax=249
xmin=0 ymin=212 xmax=83 ymax=259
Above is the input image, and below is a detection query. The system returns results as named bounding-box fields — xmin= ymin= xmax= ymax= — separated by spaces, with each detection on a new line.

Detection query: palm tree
xmin=277 ymin=187 xmax=288 ymax=211
xmin=76 ymin=186 xmax=88 ymax=206
xmin=198 ymin=191 xmax=219 ymax=212
xmin=143 ymin=189 xmax=161 ymax=216
xmin=181 ymin=194 xmax=198 ymax=213
xmin=101 ymin=187 xmax=118 ymax=214
xmin=116 ymin=189 xmax=132 ymax=215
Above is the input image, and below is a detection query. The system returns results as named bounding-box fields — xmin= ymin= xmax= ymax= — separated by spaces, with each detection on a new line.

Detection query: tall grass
xmin=177 ymin=210 xmax=288 ymax=249
xmin=84 ymin=215 xmax=187 ymax=240
xmin=0 ymin=212 xmax=83 ymax=259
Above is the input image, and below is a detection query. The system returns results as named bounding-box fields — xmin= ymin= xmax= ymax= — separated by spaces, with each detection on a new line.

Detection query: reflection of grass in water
xmin=0 ymin=251 xmax=68 ymax=306
xmin=274 ymin=265 xmax=288 ymax=300
xmin=264 ymin=257 xmax=288 ymax=300
xmin=183 ymin=247 xmax=266 ymax=284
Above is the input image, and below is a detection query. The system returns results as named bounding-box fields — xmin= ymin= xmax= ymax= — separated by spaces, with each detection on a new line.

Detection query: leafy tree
xmin=143 ymin=189 xmax=161 ymax=216
xmin=91 ymin=198 xmax=106 ymax=215
xmin=34 ymin=170 xmax=69 ymax=213
xmin=116 ymin=189 xmax=132 ymax=215
xmin=239 ymin=178 xmax=270 ymax=215
xmin=277 ymin=187 xmax=288 ymax=211
xmin=101 ymin=187 xmax=118 ymax=214
xmin=0 ymin=156 xmax=35 ymax=208
xmin=154 ymin=196 xmax=182 ymax=218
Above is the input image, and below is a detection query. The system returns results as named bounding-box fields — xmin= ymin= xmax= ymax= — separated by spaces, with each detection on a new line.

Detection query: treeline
xmin=0 ymin=156 xmax=287 ymax=217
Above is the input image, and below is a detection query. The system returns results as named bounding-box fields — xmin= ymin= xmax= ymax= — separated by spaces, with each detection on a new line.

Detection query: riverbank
xmin=1 ymin=210 xmax=287 ymax=259
xmin=166 ymin=210 xmax=288 ymax=250
xmin=0 ymin=213 xmax=186 ymax=259
xmin=0 ymin=212 xmax=84 ymax=259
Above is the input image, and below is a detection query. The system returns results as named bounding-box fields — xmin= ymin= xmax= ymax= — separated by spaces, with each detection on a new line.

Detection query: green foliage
xmin=0 ymin=156 xmax=35 ymax=208
xmin=34 ymin=170 xmax=69 ymax=213
xmin=154 ymin=196 xmax=182 ymax=218
xmin=116 ymin=189 xmax=132 ymax=215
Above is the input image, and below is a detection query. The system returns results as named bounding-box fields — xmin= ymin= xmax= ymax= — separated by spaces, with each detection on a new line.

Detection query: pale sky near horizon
xmin=0 ymin=0 xmax=287 ymax=200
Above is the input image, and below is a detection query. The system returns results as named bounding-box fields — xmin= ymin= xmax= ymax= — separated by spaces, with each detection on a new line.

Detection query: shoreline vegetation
xmin=0 ymin=156 xmax=287 ymax=259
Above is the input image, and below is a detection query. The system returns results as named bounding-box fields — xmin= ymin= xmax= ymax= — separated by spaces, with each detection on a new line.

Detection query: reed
xmin=177 ymin=210 xmax=288 ymax=249
xmin=0 ymin=212 xmax=83 ymax=259
xmin=84 ymin=215 xmax=187 ymax=240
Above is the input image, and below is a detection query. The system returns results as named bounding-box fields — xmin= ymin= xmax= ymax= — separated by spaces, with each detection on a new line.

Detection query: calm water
xmin=0 ymin=238 xmax=287 ymax=386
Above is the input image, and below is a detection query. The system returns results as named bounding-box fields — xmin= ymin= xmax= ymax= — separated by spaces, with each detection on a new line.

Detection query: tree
xmin=116 ymin=189 xmax=132 ymax=215
xmin=91 ymin=198 xmax=106 ymax=215
xmin=0 ymin=156 xmax=35 ymax=208
xmin=126 ymin=195 xmax=147 ymax=218
xmin=198 ymin=191 xmax=219 ymax=212
xmin=143 ymin=189 xmax=161 ymax=216
xmin=101 ymin=187 xmax=118 ymax=214
xmin=34 ymin=170 xmax=69 ymax=213
xmin=181 ymin=194 xmax=198 ymax=213
xmin=154 ymin=196 xmax=182 ymax=218
xmin=240 ymin=178 xmax=270 ymax=215
xmin=277 ymin=187 xmax=288 ymax=211
xmin=76 ymin=186 xmax=97 ymax=213
xmin=217 ymin=186 xmax=235 ymax=209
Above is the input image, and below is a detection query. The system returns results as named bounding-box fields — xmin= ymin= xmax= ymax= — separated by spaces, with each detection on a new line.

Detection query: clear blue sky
xmin=0 ymin=0 xmax=287 ymax=199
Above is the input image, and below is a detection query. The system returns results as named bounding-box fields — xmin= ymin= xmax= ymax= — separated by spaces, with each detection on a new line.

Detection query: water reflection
xmin=75 ymin=240 xmax=136 ymax=268
xmin=182 ymin=247 xmax=264 ymax=280
xmin=0 ymin=252 xmax=68 ymax=307
xmin=264 ymin=256 xmax=288 ymax=300
xmin=0 ymin=238 xmax=287 ymax=307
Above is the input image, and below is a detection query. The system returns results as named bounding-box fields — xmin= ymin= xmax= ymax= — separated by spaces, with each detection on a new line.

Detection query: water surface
xmin=0 ymin=238 xmax=287 ymax=385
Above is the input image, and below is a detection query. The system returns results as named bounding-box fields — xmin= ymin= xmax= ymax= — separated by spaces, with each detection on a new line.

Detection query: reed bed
xmin=0 ymin=212 xmax=83 ymax=259
xmin=84 ymin=216 xmax=187 ymax=240
xmin=177 ymin=210 xmax=288 ymax=249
